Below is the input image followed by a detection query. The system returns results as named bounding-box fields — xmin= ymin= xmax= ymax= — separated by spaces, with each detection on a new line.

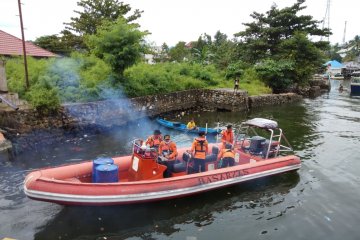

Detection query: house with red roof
xmin=0 ymin=29 xmax=57 ymax=58
xmin=0 ymin=29 xmax=57 ymax=109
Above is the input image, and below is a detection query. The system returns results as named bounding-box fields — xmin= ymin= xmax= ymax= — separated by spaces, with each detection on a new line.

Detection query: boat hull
xmin=350 ymin=84 xmax=360 ymax=95
xmin=24 ymin=152 xmax=300 ymax=206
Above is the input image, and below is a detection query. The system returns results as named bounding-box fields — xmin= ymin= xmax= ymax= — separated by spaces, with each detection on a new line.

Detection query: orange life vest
xmin=220 ymin=149 xmax=235 ymax=159
xmin=146 ymin=135 xmax=162 ymax=148
xmin=191 ymin=137 xmax=208 ymax=159
xmin=158 ymin=140 xmax=177 ymax=160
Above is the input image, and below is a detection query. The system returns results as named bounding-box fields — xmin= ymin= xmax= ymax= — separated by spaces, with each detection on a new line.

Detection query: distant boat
xmin=331 ymin=73 xmax=344 ymax=80
xmin=156 ymin=118 xmax=221 ymax=135
xmin=350 ymin=71 xmax=360 ymax=95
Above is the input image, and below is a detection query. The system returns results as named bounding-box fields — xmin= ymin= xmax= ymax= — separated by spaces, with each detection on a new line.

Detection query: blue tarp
xmin=324 ymin=60 xmax=343 ymax=68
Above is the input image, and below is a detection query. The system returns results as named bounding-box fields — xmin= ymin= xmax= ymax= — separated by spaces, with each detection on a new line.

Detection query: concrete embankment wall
xmin=0 ymin=89 xmax=301 ymax=136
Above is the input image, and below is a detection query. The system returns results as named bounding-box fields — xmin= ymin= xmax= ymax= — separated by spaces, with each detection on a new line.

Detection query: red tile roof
xmin=0 ymin=29 xmax=58 ymax=57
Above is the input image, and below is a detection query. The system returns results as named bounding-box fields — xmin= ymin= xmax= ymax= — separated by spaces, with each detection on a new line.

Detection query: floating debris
xmin=186 ymin=237 xmax=197 ymax=240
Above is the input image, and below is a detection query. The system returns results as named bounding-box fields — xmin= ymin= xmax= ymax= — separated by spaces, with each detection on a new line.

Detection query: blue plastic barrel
xmin=94 ymin=164 xmax=119 ymax=183
xmin=92 ymin=157 xmax=114 ymax=182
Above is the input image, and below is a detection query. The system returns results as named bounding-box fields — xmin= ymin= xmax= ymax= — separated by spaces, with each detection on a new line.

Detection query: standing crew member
xmin=158 ymin=134 xmax=178 ymax=177
xmin=191 ymin=131 xmax=208 ymax=173
xmin=146 ymin=130 xmax=162 ymax=150
xmin=221 ymin=125 xmax=234 ymax=149
xmin=218 ymin=143 xmax=235 ymax=168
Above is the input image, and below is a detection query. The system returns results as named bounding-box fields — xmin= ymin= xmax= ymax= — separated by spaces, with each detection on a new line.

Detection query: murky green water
xmin=1 ymin=80 xmax=360 ymax=240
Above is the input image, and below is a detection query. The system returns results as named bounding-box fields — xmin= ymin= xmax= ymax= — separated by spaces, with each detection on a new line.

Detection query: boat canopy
xmin=243 ymin=118 xmax=278 ymax=129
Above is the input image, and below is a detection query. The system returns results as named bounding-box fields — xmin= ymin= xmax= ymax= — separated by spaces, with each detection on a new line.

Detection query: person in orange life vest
xmin=221 ymin=125 xmax=234 ymax=148
xmin=146 ymin=129 xmax=162 ymax=150
xmin=158 ymin=134 xmax=178 ymax=177
xmin=190 ymin=131 xmax=209 ymax=173
xmin=218 ymin=143 xmax=235 ymax=168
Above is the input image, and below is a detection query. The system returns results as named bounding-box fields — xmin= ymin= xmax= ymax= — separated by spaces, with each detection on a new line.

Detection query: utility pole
xmin=321 ymin=0 xmax=331 ymax=42
xmin=342 ymin=21 xmax=347 ymax=45
xmin=17 ymin=0 xmax=29 ymax=89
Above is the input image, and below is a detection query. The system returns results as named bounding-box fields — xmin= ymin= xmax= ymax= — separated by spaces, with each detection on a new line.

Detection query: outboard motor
xmin=211 ymin=146 xmax=219 ymax=155
xmin=182 ymin=151 xmax=192 ymax=162
xmin=249 ymin=136 xmax=266 ymax=155
xmin=205 ymin=146 xmax=219 ymax=162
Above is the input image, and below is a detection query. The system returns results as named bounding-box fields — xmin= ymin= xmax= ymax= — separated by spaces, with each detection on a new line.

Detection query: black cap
xmin=227 ymin=125 xmax=232 ymax=129
xmin=154 ymin=129 xmax=161 ymax=135
xmin=198 ymin=131 xmax=206 ymax=136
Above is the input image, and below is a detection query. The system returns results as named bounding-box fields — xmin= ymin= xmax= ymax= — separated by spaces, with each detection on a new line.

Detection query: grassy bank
xmin=6 ymin=56 xmax=271 ymax=111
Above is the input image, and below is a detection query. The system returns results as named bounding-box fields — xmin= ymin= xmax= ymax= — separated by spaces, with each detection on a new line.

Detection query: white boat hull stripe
xmin=24 ymin=164 xmax=300 ymax=203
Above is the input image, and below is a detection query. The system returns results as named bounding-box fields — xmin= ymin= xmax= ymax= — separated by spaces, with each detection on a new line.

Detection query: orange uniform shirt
xmin=158 ymin=140 xmax=178 ymax=160
xmin=221 ymin=130 xmax=234 ymax=144
xmin=191 ymin=137 xmax=208 ymax=159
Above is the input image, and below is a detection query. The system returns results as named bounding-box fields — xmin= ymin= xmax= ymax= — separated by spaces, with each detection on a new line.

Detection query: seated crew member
xmin=187 ymin=118 xmax=197 ymax=130
xmin=218 ymin=143 xmax=235 ymax=168
xmin=221 ymin=125 xmax=234 ymax=149
xmin=158 ymin=134 xmax=178 ymax=178
xmin=145 ymin=129 xmax=162 ymax=150
xmin=190 ymin=131 xmax=208 ymax=173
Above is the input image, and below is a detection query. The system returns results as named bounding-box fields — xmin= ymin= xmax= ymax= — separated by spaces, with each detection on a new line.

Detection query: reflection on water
xmin=1 ymin=85 xmax=360 ymax=239
xmin=34 ymin=173 xmax=300 ymax=240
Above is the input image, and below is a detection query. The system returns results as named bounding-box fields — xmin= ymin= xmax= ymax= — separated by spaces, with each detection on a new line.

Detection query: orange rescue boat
xmin=24 ymin=118 xmax=301 ymax=206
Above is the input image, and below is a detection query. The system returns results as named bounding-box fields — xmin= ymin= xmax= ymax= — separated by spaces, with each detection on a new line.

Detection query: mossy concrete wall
xmin=0 ymin=89 xmax=302 ymax=135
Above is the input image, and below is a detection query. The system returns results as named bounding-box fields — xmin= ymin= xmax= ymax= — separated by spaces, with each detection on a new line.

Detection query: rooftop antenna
xmin=17 ymin=0 xmax=30 ymax=89
xmin=342 ymin=21 xmax=347 ymax=45
xmin=321 ymin=0 xmax=331 ymax=42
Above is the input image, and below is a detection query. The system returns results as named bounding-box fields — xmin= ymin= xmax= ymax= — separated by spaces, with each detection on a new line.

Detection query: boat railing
xmin=132 ymin=139 xmax=158 ymax=159
xmin=234 ymin=126 xmax=294 ymax=159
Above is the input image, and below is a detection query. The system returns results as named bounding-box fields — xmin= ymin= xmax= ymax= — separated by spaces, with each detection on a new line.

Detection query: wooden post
xmin=18 ymin=0 xmax=29 ymax=89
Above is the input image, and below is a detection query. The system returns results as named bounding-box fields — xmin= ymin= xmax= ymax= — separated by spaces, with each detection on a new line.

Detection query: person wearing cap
xmin=158 ymin=134 xmax=178 ymax=177
xmin=190 ymin=131 xmax=208 ymax=173
xmin=221 ymin=125 xmax=234 ymax=149
xmin=218 ymin=143 xmax=235 ymax=168
xmin=146 ymin=129 xmax=162 ymax=150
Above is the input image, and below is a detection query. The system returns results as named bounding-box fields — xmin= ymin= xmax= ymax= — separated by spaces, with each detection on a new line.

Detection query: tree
xmin=190 ymin=34 xmax=214 ymax=64
xmin=168 ymin=42 xmax=190 ymax=62
xmin=235 ymin=0 xmax=330 ymax=64
xmin=153 ymin=43 xmax=170 ymax=63
xmin=255 ymin=59 xmax=294 ymax=93
xmin=211 ymin=31 xmax=236 ymax=70
xmin=85 ymin=18 xmax=148 ymax=77
xmin=65 ymin=0 xmax=142 ymax=35
xmin=33 ymin=35 xmax=65 ymax=55
xmin=278 ymin=32 xmax=325 ymax=86
xmin=325 ymin=43 xmax=342 ymax=63
xmin=33 ymin=30 xmax=85 ymax=56
xmin=344 ymin=35 xmax=360 ymax=61
xmin=234 ymin=0 xmax=330 ymax=91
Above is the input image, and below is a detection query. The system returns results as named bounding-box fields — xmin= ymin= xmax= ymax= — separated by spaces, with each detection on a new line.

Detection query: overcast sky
xmin=1 ymin=0 xmax=358 ymax=47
